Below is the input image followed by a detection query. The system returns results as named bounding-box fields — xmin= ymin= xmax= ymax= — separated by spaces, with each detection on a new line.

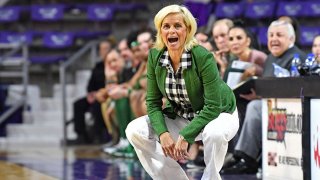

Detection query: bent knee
xmin=203 ymin=130 xmax=228 ymax=144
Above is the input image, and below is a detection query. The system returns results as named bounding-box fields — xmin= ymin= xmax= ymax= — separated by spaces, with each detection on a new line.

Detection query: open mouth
xmin=168 ymin=37 xmax=178 ymax=43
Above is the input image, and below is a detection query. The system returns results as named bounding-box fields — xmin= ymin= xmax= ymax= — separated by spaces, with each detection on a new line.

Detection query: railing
xmin=59 ymin=40 xmax=99 ymax=146
xmin=0 ymin=43 xmax=29 ymax=125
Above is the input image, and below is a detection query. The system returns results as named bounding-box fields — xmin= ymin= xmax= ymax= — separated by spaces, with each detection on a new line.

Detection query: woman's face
xmin=160 ymin=13 xmax=187 ymax=51
xmin=105 ymin=50 xmax=124 ymax=73
xmin=312 ymin=36 xmax=320 ymax=59
xmin=228 ymin=27 xmax=250 ymax=56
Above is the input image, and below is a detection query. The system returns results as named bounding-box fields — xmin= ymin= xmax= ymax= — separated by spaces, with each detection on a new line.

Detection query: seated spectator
xmin=224 ymin=22 xmax=267 ymax=88
xmin=222 ymin=21 xmax=267 ymax=164
xmin=221 ymin=20 xmax=307 ymax=174
xmin=97 ymin=28 xmax=155 ymax=158
xmin=66 ymin=38 xmax=114 ymax=145
xmin=312 ymin=35 xmax=320 ymax=61
xmin=211 ymin=18 xmax=235 ymax=77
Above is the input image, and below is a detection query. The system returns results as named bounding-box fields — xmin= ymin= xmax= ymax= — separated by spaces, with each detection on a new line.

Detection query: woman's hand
xmin=241 ymin=66 xmax=256 ymax=81
xmin=95 ymin=88 xmax=108 ymax=103
xmin=174 ymin=135 xmax=190 ymax=160
xmin=107 ymin=85 xmax=128 ymax=100
xmin=212 ymin=50 xmax=228 ymax=77
xmin=239 ymin=88 xmax=261 ymax=101
xmin=159 ymin=132 xmax=176 ymax=159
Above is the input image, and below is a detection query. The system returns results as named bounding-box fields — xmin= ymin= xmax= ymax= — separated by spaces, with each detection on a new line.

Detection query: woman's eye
xmin=175 ymin=24 xmax=181 ymax=28
xmin=229 ymin=37 xmax=233 ymax=41
xmin=162 ymin=24 xmax=169 ymax=29
xmin=237 ymin=36 xmax=242 ymax=40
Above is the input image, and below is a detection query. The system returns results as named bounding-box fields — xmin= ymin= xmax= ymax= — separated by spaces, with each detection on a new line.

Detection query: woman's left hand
xmin=174 ymin=135 xmax=190 ymax=160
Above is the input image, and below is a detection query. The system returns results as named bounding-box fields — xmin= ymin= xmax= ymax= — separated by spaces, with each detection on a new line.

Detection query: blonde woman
xmin=125 ymin=5 xmax=239 ymax=180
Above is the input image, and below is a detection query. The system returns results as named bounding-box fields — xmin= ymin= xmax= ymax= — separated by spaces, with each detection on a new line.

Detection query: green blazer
xmin=146 ymin=45 xmax=236 ymax=144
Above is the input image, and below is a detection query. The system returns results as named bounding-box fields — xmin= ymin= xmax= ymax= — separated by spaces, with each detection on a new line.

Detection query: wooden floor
xmin=0 ymin=145 xmax=259 ymax=180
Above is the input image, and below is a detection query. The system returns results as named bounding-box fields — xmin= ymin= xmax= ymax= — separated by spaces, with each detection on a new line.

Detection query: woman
xmin=125 ymin=5 xmax=239 ymax=180
xmin=312 ymin=35 xmax=320 ymax=62
xmin=224 ymin=24 xmax=267 ymax=88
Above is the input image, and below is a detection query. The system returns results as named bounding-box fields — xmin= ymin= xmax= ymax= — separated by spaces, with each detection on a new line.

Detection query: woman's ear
xmin=246 ymin=37 xmax=251 ymax=47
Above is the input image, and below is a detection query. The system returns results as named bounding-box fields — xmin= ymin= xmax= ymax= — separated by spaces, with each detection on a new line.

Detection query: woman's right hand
xmin=159 ymin=132 xmax=176 ymax=160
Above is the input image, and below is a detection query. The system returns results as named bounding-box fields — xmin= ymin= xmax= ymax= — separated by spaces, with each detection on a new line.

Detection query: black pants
xmin=73 ymin=97 xmax=109 ymax=143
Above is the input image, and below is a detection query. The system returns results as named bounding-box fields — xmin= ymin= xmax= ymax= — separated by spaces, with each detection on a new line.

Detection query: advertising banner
xmin=262 ymin=98 xmax=303 ymax=180
xmin=311 ymin=99 xmax=320 ymax=180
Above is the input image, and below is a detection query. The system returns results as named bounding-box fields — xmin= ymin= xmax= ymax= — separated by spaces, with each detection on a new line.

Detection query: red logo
xmin=314 ymin=125 xmax=320 ymax=168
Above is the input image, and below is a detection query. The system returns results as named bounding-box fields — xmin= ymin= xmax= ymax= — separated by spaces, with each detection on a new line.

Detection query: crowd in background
xmin=66 ymin=11 xmax=320 ymax=176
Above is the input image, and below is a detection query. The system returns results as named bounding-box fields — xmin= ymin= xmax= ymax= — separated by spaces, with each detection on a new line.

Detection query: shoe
xmin=66 ymin=135 xmax=91 ymax=146
xmin=222 ymin=155 xmax=240 ymax=169
xmin=111 ymin=145 xmax=136 ymax=158
xmin=186 ymin=160 xmax=205 ymax=169
xmin=102 ymin=138 xmax=129 ymax=154
xmin=220 ymin=159 xmax=258 ymax=174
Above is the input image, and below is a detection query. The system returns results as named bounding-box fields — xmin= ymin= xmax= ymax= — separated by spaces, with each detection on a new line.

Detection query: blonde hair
xmin=153 ymin=4 xmax=198 ymax=51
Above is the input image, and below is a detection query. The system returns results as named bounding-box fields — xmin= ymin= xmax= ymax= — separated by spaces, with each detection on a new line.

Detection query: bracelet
xmin=127 ymin=88 xmax=132 ymax=96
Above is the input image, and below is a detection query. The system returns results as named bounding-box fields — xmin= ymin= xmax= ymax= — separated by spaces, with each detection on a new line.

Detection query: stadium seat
xmin=0 ymin=6 xmax=21 ymax=22
xmin=31 ymin=4 xmax=65 ymax=21
xmin=276 ymin=1 xmax=305 ymax=17
xmin=42 ymin=32 xmax=74 ymax=49
xmin=184 ymin=1 xmax=214 ymax=27
xmin=87 ymin=4 xmax=115 ymax=21
xmin=258 ymin=27 xmax=268 ymax=46
xmin=215 ymin=2 xmax=244 ymax=19
xmin=245 ymin=2 xmax=276 ymax=19
xmin=299 ymin=26 xmax=320 ymax=46
xmin=304 ymin=1 xmax=320 ymax=17
xmin=0 ymin=31 xmax=33 ymax=45
xmin=29 ymin=32 xmax=74 ymax=64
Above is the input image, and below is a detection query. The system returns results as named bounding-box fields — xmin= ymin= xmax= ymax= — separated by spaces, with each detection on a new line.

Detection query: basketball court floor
xmin=0 ymin=146 xmax=259 ymax=180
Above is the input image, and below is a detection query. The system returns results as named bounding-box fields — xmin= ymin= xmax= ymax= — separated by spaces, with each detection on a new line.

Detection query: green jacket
xmin=146 ymin=45 xmax=236 ymax=144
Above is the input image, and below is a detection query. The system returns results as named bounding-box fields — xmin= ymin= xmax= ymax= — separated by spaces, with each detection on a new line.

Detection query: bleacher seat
xmin=215 ymin=2 xmax=244 ymax=19
xmin=184 ymin=1 xmax=214 ymax=27
xmin=244 ymin=2 xmax=276 ymax=19
xmin=276 ymin=1 xmax=305 ymax=17
xmin=29 ymin=32 xmax=74 ymax=64
xmin=258 ymin=27 xmax=268 ymax=46
xmin=42 ymin=32 xmax=74 ymax=49
xmin=87 ymin=4 xmax=115 ymax=21
xmin=0 ymin=6 xmax=21 ymax=22
xmin=304 ymin=1 xmax=320 ymax=17
xmin=0 ymin=31 xmax=33 ymax=45
xmin=299 ymin=26 xmax=320 ymax=46
xmin=31 ymin=4 xmax=65 ymax=21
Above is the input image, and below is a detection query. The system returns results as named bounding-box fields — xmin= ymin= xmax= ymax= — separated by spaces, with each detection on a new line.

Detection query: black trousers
xmin=73 ymin=97 xmax=109 ymax=142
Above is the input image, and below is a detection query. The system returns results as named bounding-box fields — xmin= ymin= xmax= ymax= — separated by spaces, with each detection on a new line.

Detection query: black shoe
xmin=66 ymin=135 xmax=91 ymax=146
xmin=220 ymin=159 xmax=258 ymax=175
xmin=222 ymin=155 xmax=240 ymax=169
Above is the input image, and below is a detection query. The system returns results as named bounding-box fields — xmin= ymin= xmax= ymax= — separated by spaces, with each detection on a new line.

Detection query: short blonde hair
xmin=153 ymin=4 xmax=198 ymax=51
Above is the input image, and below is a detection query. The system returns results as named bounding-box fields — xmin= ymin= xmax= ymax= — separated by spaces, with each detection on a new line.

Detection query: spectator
xmin=221 ymin=20 xmax=307 ymax=174
xmin=224 ymin=23 xmax=267 ymax=88
xmin=67 ymin=38 xmax=114 ymax=145
xmin=312 ymin=35 xmax=320 ymax=61
xmin=211 ymin=18 xmax=235 ymax=77
xmin=99 ymin=29 xmax=155 ymax=158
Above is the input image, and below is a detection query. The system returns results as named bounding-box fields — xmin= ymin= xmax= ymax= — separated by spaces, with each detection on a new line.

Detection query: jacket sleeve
xmin=146 ymin=49 xmax=168 ymax=137
xmin=180 ymin=49 xmax=236 ymax=144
